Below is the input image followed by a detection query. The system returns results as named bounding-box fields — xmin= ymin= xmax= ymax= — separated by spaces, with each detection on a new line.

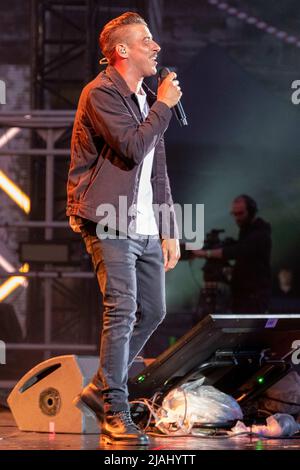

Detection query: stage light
xmin=0 ymin=170 xmax=31 ymax=214
xmin=0 ymin=127 xmax=21 ymax=148
xmin=0 ymin=263 xmax=29 ymax=301
xmin=0 ymin=127 xmax=30 ymax=213
xmin=207 ymin=0 xmax=300 ymax=48
xmin=0 ymin=277 xmax=24 ymax=301
xmin=0 ymin=254 xmax=15 ymax=273
xmin=20 ymin=263 xmax=29 ymax=273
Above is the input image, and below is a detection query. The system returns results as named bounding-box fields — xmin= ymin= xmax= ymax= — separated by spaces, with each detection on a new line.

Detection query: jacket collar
xmin=105 ymin=65 xmax=134 ymax=98
xmin=104 ymin=65 xmax=155 ymax=103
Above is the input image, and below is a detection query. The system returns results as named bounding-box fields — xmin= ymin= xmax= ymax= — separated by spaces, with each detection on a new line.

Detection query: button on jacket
xmin=66 ymin=65 xmax=178 ymax=238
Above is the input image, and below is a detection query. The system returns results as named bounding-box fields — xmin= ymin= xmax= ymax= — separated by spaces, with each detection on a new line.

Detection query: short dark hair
xmin=234 ymin=194 xmax=258 ymax=218
xmin=99 ymin=12 xmax=147 ymax=64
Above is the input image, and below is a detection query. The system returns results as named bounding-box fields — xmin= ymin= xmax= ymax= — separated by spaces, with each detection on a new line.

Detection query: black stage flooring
xmin=1 ymin=409 xmax=300 ymax=451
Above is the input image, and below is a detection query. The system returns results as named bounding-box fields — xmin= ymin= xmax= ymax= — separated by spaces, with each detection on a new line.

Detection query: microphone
xmin=159 ymin=67 xmax=188 ymax=127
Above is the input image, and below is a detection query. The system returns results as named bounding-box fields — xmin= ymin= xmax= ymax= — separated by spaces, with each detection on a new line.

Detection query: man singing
xmin=66 ymin=12 xmax=181 ymax=445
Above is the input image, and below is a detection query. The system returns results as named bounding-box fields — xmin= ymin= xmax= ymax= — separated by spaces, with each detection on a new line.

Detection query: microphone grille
xmin=159 ymin=67 xmax=170 ymax=79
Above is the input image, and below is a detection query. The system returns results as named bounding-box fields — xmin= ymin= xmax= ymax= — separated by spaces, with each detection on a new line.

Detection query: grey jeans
xmin=78 ymin=218 xmax=166 ymax=414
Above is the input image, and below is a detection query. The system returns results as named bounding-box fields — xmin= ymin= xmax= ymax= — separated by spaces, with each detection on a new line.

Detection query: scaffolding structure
xmin=30 ymin=0 xmax=163 ymax=109
xmin=0 ymin=111 xmax=99 ymax=389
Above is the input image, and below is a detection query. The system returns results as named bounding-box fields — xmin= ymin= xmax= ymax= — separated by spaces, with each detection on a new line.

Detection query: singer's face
xmin=124 ymin=24 xmax=161 ymax=77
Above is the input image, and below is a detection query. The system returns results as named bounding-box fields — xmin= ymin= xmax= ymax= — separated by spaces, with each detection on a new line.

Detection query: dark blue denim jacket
xmin=66 ymin=65 xmax=178 ymax=238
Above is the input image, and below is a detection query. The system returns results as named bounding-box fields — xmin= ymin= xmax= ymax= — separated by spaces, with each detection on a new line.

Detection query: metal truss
xmin=30 ymin=0 xmax=93 ymax=109
xmin=30 ymin=0 xmax=164 ymax=109
xmin=0 ymin=111 xmax=100 ymax=390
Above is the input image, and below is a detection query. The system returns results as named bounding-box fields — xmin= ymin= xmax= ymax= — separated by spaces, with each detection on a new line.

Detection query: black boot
xmin=101 ymin=410 xmax=149 ymax=446
xmin=73 ymin=383 xmax=104 ymax=423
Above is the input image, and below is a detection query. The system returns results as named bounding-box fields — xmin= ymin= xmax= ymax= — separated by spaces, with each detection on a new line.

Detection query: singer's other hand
xmin=157 ymin=72 xmax=182 ymax=108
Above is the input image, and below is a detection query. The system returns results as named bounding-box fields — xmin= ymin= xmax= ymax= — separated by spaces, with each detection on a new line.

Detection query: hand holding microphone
xmin=157 ymin=67 xmax=188 ymax=127
xmin=157 ymin=71 xmax=181 ymax=108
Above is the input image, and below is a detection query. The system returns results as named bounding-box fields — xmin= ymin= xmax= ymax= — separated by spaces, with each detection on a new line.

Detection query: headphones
xmin=237 ymin=194 xmax=258 ymax=218
xmin=121 ymin=48 xmax=126 ymax=54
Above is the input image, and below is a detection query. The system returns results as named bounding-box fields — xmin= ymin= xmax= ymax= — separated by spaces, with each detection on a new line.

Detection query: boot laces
xmin=116 ymin=411 xmax=139 ymax=429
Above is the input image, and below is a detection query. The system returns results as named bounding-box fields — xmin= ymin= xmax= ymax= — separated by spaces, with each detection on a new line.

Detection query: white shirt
xmin=134 ymin=91 xmax=159 ymax=236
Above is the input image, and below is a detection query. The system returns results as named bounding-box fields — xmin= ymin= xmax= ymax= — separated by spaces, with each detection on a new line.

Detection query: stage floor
xmin=1 ymin=408 xmax=300 ymax=451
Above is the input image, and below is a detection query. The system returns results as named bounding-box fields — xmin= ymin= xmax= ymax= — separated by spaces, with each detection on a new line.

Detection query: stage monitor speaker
xmin=7 ymin=355 xmax=100 ymax=434
xmin=7 ymin=354 xmax=146 ymax=434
